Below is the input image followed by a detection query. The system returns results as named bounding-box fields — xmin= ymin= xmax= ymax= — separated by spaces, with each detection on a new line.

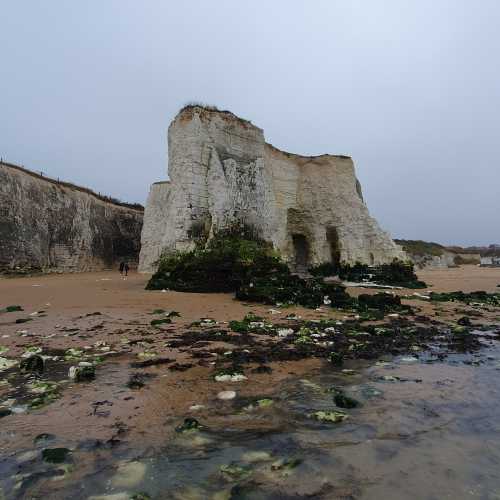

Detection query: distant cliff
xmin=394 ymin=239 xmax=481 ymax=269
xmin=0 ymin=162 xmax=143 ymax=273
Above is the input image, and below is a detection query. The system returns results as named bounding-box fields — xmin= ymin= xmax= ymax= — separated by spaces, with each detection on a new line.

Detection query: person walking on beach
xmin=119 ymin=261 xmax=125 ymax=275
xmin=124 ymin=262 xmax=129 ymax=276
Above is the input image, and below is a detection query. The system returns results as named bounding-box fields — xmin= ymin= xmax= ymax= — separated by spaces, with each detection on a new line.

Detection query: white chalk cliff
xmin=139 ymin=106 xmax=405 ymax=272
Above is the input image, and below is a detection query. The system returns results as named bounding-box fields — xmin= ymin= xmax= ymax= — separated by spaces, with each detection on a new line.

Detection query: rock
xmin=217 ymin=391 xmax=236 ymax=400
xmin=0 ymin=407 xmax=12 ymax=418
xmin=400 ymin=356 xmax=419 ymax=364
xmin=270 ymin=457 xmax=302 ymax=471
xmin=88 ymin=494 xmax=131 ymax=500
xmin=111 ymin=461 xmax=147 ymax=488
xmin=219 ymin=463 xmax=251 ymax=481
xmin=332 ymin=390 xmax=360 ymax=409
xmin=42 ymin=448 xmax=71 ymax=464
xmin=257 ymin=398 xmax=273 ymax=408
xmin=175 ymin=418 xmax=203 ymax=433
xmin=69 ymin=362 xmax=95 ymax=382
xmin=2 ymin=305 xmax=23 ymax=313
xmin=311 ymin=410 xmax=348 ymax=423
xmin=0 ymin=357 xmax=17 ymax=372
xmin=20 ymin=354 xmax=45 ymax=373
xmin=188 ymin=404 xmax=205 ymax=411
xmin=457 ymin=316 xmax=472 ymax=326
xmin=22 ymin=346 xmax=42 ymax=357
xmin=242 ymin=451 xmax=272 ymax=463
xmin=139 ymin=105 xmax=405 ymax=273
xmin=34 ymin=433 xmax=56 ymax=445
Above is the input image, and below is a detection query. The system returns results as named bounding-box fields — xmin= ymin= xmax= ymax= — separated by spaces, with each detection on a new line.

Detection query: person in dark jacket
xmin=119 ymin=261 xmax=125 ymax=275
xmin=124 ymin=262 xmax=130 ymax=276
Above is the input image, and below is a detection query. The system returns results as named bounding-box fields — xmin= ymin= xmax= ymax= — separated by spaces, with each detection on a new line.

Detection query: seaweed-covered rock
xmin=20 ymin=355 xmax=45 ymax=373
xmin=68 ymin=362 xmax=95 ymax=382
xmin=357 ymin=293 xmax=403 ymax=312
xmin=311 ymin=410 xmax=348 ymax=423
xmin=146 ymin=232 xmax=353 ymax=309
xmin=147 ymin=232 xmax=284 ymax=293
xmin=311 ymin=259 xmax=426 ymax=288
xmin=42 ymin=448 xmax=71 ymax=464
xmin=331 ymin=389 xmax=360 ymax=409
xmin=1 ymin=305 xmax=23 ymax=313
xmin=175 ymin=417 xmax=203 ymax=433
xmin=430 ymin=291 xmax=500 ymax=306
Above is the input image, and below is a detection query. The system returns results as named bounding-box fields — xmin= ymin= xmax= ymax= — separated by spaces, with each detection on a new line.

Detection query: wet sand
xmin=0 ymin=266 xmax=499 ymax=498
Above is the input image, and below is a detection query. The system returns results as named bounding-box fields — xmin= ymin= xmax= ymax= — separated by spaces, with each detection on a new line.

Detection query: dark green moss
xmin=175 ymin=417 xmax=203 ymax=433
xmin=429 ymin=291 xmax=500 ymax=306
xmin=42 ymin=448 xmax=71 ymax=464
xmin=3 ymin=305 xmax=23 ymax=313
xmin=20 ymin=355 xmax=45 ymax=373
xmin=229 ymin=312 xmax=264 ymax=333
xmin=15 ymin=317 xmax=33 ymax=324
xmin=147 ymin=232 xmax=283 ymax=293
xmin=310 ymin=259 xmax=426 ymax=289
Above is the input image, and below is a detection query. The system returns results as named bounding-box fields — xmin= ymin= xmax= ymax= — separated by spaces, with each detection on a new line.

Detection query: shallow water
xmin=2 ymin=333 xmax=500 ymax=499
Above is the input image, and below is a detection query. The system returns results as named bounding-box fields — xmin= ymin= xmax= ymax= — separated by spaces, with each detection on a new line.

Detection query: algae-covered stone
xmin=88 ymin=494 xmax=131 ymax=500
xmin=311 ymin=410 xmax=348 ymax=423
xmin=111 ymin=461 xmax=147 ymax=488
xmin=22 ymin=346 xmax=42 ymax=357
xmin=257 ymin=398 xmax=273 ymax=408
xmin=68 ymin=362 xmax=95 ymax=382
xmin=0 ymin=357 xmax=17 ymax=372
xmin=3 ymin=305 xmax=23 ymax=313
xmin=219 ymin=463 xmax=251 ymax=481
xmin=176 ymin=417 xmax=203 ymax=433
xmin=242 ymin=451 xmax=273 ymax=463
xmin=361 ymin=385 xmax=383 ymax=398
xmin=214 ymin=368 xmax=247 ymax=382
xmin=20 ymin=355 xmax=45 ymax=373
xmin=42 ymin=447 xmax=71 ymax=464
xmin=64 ymin=348 xmax=84 ymax=360
xmin=329 ymin=352 xmax=343 ymax=366
xmin=131 ymin=494 xmax=152 ymax=500
xmin=332 ymin=389 xmax=360 ymax=409
xmin=0 ymin=407 xmax=12 ymax=418
xmin=270 ymin=457 xmax=302 ymax=471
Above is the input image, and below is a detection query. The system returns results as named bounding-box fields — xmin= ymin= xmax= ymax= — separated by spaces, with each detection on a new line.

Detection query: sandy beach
xmin=1 ymin=265 xmax=500 ymax=498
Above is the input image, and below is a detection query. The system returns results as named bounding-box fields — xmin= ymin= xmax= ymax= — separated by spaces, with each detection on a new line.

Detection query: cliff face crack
xmin=139 ymin=105 xmax=405 ymax=272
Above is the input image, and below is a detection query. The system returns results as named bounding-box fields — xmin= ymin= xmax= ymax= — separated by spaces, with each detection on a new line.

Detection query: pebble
xmin=217 ymin=390 xmax=237 ymax=400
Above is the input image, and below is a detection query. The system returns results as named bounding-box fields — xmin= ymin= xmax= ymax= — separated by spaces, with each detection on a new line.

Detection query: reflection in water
xmin=2 ymin=336 xmax=500 ymax=499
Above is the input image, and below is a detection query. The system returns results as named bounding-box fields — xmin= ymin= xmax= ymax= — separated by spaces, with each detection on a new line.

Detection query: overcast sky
xmin=1 ymin=1 xmax=498 ymax=246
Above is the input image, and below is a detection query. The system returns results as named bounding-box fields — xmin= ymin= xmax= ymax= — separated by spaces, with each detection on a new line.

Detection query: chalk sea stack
xmin=139 ymin=105 xmax=405 ymax=272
